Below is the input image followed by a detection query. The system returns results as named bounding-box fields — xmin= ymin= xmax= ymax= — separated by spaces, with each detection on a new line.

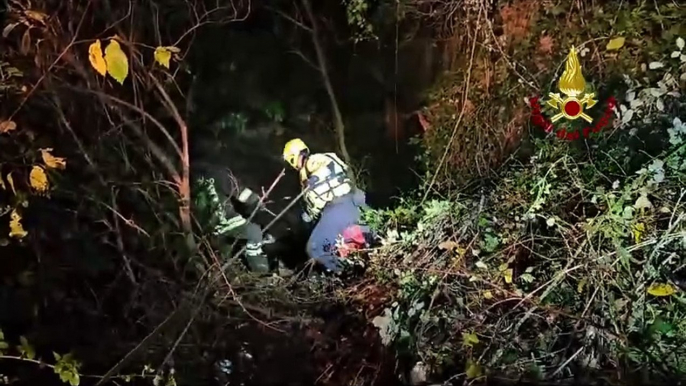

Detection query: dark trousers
xmin=306 ymin=191 xmax=369 ymax=271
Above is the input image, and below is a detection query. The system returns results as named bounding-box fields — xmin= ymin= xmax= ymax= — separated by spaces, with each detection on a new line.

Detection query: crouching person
xmin=192 ymin=163 xmax=271 ymax=273
xmin=282 ymin=138 xmax=371 ymax=272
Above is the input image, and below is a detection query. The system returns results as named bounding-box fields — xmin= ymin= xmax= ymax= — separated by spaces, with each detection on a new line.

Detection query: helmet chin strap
xmin=296 ymin=153 xmax=307 ymax=169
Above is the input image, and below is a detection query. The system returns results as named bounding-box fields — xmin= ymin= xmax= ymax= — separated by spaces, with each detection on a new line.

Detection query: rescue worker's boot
xmin=242 ymin=223 xmax=271 ymax=273
xmin=244 ymin=242 xmax=270 ymax=273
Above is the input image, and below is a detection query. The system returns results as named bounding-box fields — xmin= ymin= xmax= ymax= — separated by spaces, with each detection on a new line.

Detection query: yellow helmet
xmin=283 ymin=138 xmax=309 ymax=168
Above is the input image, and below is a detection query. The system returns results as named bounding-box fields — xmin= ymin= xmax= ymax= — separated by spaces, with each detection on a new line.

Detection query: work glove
xmin=244 ymin=241 xmax=269 ymax=273
xmin=301 ymin=211 xmax=313 ymax=223
xmin=263 ymin=232 xmax=276 ymax=244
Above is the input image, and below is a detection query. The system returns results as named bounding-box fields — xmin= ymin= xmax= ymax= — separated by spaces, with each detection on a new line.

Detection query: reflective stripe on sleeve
xmin=213 ymin=214 xmax=248 ymax=235
xmin=237 ymin=187 xmax=255 ymax=203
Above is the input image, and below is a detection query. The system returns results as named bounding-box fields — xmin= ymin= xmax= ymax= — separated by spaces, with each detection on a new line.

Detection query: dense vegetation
xmin=1 ymin=0 xmax=685 ymax=385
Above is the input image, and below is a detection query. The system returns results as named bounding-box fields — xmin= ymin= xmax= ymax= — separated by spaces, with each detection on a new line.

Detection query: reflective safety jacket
xmin=192 ymin=164 xmax=262 ymax=237
xmin=299 ymin=153 xmax=353 ymax=217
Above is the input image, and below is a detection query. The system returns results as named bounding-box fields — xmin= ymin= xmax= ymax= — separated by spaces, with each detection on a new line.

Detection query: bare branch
xmin=267 ymin=5 xmax=312 ymax=32
xmin=300 ymin=0 xmax=353 ymax=178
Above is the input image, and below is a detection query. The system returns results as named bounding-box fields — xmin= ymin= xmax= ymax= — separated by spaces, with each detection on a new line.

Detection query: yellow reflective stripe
xmin=299 ymin=153 xmax=353 ymax=215
xmin=214 ymin=215 xmax=247 ymax=235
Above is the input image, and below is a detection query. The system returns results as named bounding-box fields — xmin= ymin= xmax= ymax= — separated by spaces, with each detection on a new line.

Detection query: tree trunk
xmin=301 ymin=0 xmax=355 ymax=184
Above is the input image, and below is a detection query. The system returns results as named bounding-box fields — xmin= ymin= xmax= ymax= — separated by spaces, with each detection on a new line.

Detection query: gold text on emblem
xmin=546 ymin=46 xmax=597 ymax=123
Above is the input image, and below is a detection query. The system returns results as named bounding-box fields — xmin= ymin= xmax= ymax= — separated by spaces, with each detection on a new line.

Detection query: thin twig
xmin=96 ymin=305 xmax=181 ymax=385
xmin=300 ymin=0 xmax=354 ymax=178
xmin=421 ymin=8 xmax=480 ymax=203
xmin=550 ymin=346 xmax=584 ymax=378
xmin=9 ymin=0 xmax=93 ymax=120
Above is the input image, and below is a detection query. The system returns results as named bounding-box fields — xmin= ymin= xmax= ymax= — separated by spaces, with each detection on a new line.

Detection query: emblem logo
xmin=529 ymin=46 xmax=616 ymax=141
xmin=546 ymin=46 xmax=597 ymax=123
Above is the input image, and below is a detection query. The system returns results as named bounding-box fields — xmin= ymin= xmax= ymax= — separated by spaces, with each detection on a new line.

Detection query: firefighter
xmin=282 ymin=138 xmax=369 ymax=272
xmin=192 ymin=161 xmax=273 ymax=273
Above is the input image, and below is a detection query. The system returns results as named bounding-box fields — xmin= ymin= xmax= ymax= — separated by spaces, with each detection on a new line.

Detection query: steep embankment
xmin=348 ymin=1 xmax=686 ymax=384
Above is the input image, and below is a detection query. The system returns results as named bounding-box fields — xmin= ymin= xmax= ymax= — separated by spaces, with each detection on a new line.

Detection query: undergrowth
xmin=360 ymin=27 xmax=686 ymax=384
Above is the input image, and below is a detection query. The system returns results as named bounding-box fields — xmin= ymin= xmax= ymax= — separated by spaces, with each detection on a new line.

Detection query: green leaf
xmin=503 ymin=269 xmax=513 ymax=284
xmin=54 ymin=352 xmax=82 ymax=386
xmin=0 ymin=330 xmax=8 ymax=355
xmin=649 ymin=316 xmax=674 ymax=336
xmin=606 ymin=37 xmax=625 ymax=50
xmin=462 ymin=331 xmax=479 ymax=348
xmin=465 ymin=359 xmax=483 ymax=379
xmin=520 ymin=273 xmax=535 ymax=283
xmin=19 ymin=336 xmax=35 ymax=359
xmin=104 ymin=40 xmax=129 ymax=85
xmin=483 ymin=233 xmax=500 ymax=252
xmin=577 ymin=279 xmax=587 ymax=293
xmin=632 ymin=222 xmax=645 ymax=243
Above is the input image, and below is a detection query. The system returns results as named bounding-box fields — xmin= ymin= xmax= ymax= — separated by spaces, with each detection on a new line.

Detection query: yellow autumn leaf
xmin=606 ymin=37 xmax=625 ymax=51
xmin=0 ymin=120 xmax=17 ymax=134
xmin=104 ymin=40 xmax=129 ymax=84
xmin=9 ymin=210 xmax=27 ymax=239
xmin=463 ymin=331 xmax=479 ymax=348
xmin=40 ymin=148 xmax=67 ymax=169
xmin=577 ymin=278 xmax=587 ymax=294
xmin=154 ymin=47 xmax=173 ymax=69
xmin=7 ymin=172 xmax=16 ymax=195
xmin=25 ymin=10 xmax=48 ymax=24
xmin=632 ymin=222 xmax=645 ymax=244
xmin=88 ymin=39 xmax=107 ymax=76
xmin=29 ymin=166 xmax=48 ymax=193
xmin=647 ymin=283 xmax=677 ymax=297
xmin=503 ymin=268 xmax=513 ymax=284
xmin=483 ymin=290 xmax=493 ymax=300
